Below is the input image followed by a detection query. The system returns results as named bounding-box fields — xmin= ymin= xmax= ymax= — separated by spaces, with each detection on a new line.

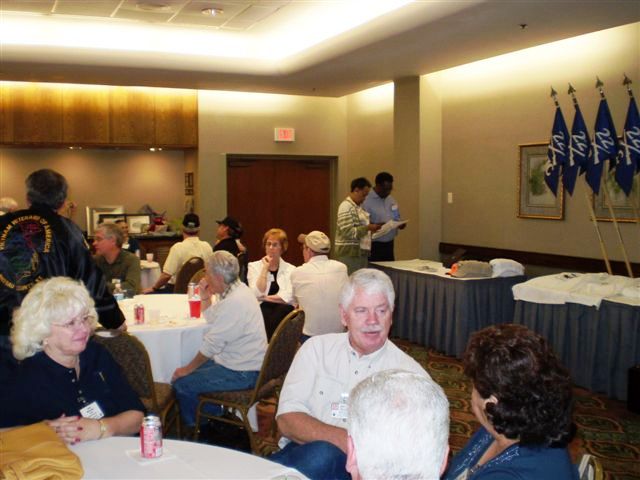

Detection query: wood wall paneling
xmin=62 ymin=87 xmax=110 ymax=144
xmin=12 ymin=83 xmax=63 ymax=143
xmin=0 ymin=83 xmax=14 ymax=143
xmin=155 ymin=89 xmax=197 ymax=146
xmin=109 ymin=88 xmax=156 ymax=145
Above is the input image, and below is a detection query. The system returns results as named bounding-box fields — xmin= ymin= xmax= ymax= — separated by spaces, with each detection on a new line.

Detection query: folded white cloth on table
xmin=490 ymin=258 xmax=525 ymax=278
xmin=512 ymin=272 xmax=635 ymax=308
xmin=621 ymin=279 xmax=640 ymax=299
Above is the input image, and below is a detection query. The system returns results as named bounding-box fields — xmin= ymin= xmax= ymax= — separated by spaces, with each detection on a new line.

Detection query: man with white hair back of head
xmin=347 ymin=369 xmax=450 ymax=480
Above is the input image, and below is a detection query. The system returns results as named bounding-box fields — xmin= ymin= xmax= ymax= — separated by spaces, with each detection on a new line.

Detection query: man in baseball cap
xmin=291 ymin=230 xmax=348 ymax=342
xmin=214 ymin=216 xmax=244 ymax=256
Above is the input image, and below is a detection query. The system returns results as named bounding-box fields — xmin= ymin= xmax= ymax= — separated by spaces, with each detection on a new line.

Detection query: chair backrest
xmin=250 ymin=309 xmax=305 ymax=404
xmin=237 ymin=251 xmax=249 ymax=285
xmin=578 ymin=454 xmax=604 ymax=480
xmin=174 ymin=256 xmax=205 ymax=294
xmin=92 ymin=331 xmax=158 ymax=409
xmin=190 ymin=268 xmax=206 ymax=285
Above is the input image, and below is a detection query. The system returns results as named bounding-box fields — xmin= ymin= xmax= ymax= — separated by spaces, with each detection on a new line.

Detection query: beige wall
xmin=425 ymin=22 xmax=640 ymax=263
xmin=0 ymin=148 xmax=186 ymax=232
xmin=197 ymin=90 xmax=347 ymax=243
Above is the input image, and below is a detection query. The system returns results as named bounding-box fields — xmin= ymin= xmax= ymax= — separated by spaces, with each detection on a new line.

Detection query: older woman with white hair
xmin=0 ymin=277 xmax=144 ymax=444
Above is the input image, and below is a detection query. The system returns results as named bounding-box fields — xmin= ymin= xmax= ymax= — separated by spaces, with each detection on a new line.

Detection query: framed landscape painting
xmin=518 ymin=143 xmax=564 ymax=220
xmin=593 ymin=169 xmax=640 ymax=222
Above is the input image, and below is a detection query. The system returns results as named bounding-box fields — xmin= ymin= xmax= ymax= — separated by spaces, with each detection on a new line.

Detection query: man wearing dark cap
xmin=291 ymin=231 xmax=348 ymax=342
xmin=143 ymin=213 xmax=213 ymax=293
xmin=213 ymin=216 xmax=244 ymax=256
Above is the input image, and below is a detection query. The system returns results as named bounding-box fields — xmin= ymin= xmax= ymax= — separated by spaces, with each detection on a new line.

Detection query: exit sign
xmin=274 ymin=127 xmax=295 ymax=142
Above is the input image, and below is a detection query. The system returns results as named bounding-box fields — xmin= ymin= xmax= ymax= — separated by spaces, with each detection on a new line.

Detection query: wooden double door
xmin=227 ymin=155 xmax=335 ymax=266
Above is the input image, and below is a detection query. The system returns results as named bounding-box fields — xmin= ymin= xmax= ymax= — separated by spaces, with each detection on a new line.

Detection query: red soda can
xmin=134 ymin=304 xmax=145 ymax=324
xmin=140 ymin=415 xmax=163 ymax=458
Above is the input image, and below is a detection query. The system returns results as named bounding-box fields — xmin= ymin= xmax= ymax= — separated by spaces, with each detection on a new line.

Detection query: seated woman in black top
xmin=1 ymin=277 xmax=144 ymax=444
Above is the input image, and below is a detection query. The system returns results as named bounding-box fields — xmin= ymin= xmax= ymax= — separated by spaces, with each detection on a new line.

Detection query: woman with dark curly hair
xmin=442 ymin=324 xmax=579 ymax=479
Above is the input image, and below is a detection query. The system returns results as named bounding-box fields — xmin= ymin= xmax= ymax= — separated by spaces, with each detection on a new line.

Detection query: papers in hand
xmin=372 ymin=220 xmax=408 ymax=240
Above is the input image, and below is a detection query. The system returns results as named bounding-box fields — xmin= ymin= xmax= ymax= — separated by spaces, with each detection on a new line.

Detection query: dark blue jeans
xmin=173 ymin=360 xmax=259 ymax=427
xmin=269 ymin=441 xmax=349 ymax=480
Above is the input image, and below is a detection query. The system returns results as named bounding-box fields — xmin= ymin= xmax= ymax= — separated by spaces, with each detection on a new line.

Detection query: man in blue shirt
xmin=362 ymin=172 xmax=405 ymax=262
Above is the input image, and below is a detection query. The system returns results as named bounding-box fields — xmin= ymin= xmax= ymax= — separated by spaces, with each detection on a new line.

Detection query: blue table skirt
xmin=513 ymin=300 xmax=640 ymax=401
xmin=374 ymin=265 xmax=525 ymax=357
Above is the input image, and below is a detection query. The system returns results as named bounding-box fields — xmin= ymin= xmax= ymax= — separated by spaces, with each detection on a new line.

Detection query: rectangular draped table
xmin=513 ymin=299 xmax=640 ymax=401
xmin=511 ymin=274 xmax=640 ymax=401
xmin=372 ymin=260 xmax=525 ymax=357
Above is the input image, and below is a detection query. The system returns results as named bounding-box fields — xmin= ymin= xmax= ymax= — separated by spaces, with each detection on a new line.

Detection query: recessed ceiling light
xmin=136 ymin=2 xmax=172 ymax=12
xmin=201 ymin=7 xmax=224 ymax=16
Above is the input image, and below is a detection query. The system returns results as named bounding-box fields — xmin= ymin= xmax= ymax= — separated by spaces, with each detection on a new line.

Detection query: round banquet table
xmin=71 ymin=436 xmax=306 ymax=479
xmin=117 ymin=295 xmax=209 ymax=383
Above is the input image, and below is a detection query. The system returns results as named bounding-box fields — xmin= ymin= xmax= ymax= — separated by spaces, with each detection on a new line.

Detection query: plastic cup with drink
xmin=188 ymin=282 xmax=201 ymax=319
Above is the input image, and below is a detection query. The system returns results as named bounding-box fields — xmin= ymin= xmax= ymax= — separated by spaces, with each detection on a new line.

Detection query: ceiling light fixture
xmin=201 ymin=7 xmax=223 ymax=17
xmin=136 ymin=2 xmax=171 ymax=12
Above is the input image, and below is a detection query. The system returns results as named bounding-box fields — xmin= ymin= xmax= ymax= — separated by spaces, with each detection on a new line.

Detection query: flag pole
xmin=622 ymin=74 xmax=640 ymax=232
xmin=565 ymin=85 xmax=612 ymax=275
xmin=595 ymin=78 xmax=633 ymax=277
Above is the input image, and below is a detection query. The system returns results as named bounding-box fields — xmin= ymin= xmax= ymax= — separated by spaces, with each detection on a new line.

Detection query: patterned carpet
xmin=397 ymin=340 xmax=640 ymax=480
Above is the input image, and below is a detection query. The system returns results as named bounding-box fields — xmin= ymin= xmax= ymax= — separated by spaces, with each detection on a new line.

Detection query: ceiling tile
xmin=0 ymin=1 xmax=54 ymax=14
xmin=54 ymin=1 xmax=120 ymax=16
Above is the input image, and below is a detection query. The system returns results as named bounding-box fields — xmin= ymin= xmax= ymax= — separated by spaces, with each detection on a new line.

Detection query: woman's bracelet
xmin=98 ymin=419 xmax=107 ymax=439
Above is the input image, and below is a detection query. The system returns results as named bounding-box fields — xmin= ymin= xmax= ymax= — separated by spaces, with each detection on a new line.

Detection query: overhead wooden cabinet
xmin=62 ymin=86 xmax=110 ymax=144
xmin=110 ymin=87 xmax=156 ymax=145
xmin=0 ymin=82 xmax=198 ymax=148
xmin=11 ymin=83 xmax=63 ymax=144
xmin=155 ymin=89 xmax=198 ymax=147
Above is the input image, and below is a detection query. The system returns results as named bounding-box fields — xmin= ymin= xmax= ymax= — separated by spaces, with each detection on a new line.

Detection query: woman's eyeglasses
xmin=52 ymin=314 xmax=93 ymax=330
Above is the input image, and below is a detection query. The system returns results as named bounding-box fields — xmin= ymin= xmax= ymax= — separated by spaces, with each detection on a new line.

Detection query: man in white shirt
xmin=171 ymin=251 xmax=267 ymax=427
xmin=144 ymin=213 xmax=213 ymax=293
xmin=270 ymin=269 xmax=431 ymax=480
xmin=347 ymin=369 xmax=450 ymax=480
xmin=291 ymin=231 xmax=348 ymax=341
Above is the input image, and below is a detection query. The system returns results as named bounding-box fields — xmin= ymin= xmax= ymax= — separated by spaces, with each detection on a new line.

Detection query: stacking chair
xmin=237 ymin=251 xmax=249 ymax=285
xmin=173 ymin=257 xmax=205 ymax=294
xmin=578 ymin=453 xmax=604 ymax=480
xmin=190 ymin=268 xmax=206 ymax=285
xmin=193 ymin=309 xmax=305 ymax=455
xmin=93 ymin=331 xmax=181 ymax=437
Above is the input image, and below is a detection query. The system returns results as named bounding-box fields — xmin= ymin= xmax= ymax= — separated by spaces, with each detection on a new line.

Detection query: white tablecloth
xmin=140 ymin=260 xmax=161 ymax=290
xmin=71 ymin=437 xmax=306 ymax=479
xmin=118 ymin=295 xmax=209 ymax=383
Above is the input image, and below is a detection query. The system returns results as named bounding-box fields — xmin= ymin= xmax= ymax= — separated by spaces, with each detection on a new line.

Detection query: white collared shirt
xmin=290 ymin=255 xmax=348 ymax=336
xmin=276 ymin=333 xmax=430 ymax=447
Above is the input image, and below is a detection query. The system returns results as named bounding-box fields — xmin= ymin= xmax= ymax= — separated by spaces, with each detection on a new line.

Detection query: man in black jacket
xmin=0 ymin=169 xmax=125 ymax=361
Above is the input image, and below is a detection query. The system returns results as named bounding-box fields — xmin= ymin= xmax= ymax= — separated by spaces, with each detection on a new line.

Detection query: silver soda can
xmin=140 ymin=415 xmax=163 ymax=458
xmin=134 ymin=304 xmax=145 ymax=324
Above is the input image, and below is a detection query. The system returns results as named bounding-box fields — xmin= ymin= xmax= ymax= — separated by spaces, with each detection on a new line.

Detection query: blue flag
xmin=587 ymin=98 xmax=619 ymax=194
xmin=615 ymin=96 xmax=640 ymax=195
xmin=545 ymin=106 xmax=569 ymax=196
xmin=564 ymin=104 xmax=591 ymax=196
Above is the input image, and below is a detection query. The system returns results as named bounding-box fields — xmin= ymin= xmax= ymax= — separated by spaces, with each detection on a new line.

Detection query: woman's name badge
xmin=80 ymin=401 xmax=105 ymax=419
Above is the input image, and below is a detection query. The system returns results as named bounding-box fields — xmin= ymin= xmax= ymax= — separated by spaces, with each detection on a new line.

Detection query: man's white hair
xmin=349 ymin=369 xmax=449 ymax=480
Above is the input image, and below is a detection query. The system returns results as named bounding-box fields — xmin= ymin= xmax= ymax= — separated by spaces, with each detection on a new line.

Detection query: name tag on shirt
xmin=331 ymin=393 xmax=349 ymax=419
xmin=79 ymin=401 xmax=105 ymax=419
